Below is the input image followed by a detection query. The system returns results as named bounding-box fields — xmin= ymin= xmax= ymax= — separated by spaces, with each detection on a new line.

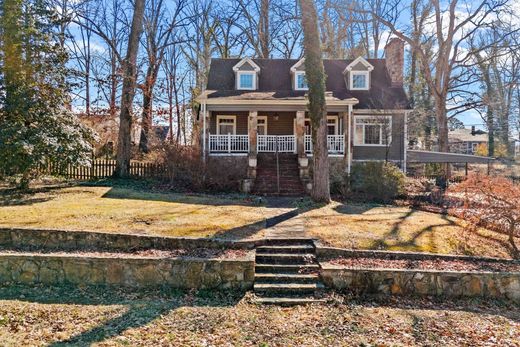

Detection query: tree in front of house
xmin=299 ymin=0 xmax=330 ymax=203
xmin=0 ymin=0 xmax=94 ymax=189
xmin=474 ymin=143 xmax=508 ymax=158
xmin=449 ymin=174 xmax=520 ymax=259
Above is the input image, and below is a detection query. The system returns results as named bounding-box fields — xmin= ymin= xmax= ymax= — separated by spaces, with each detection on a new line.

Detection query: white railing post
xmin=227 ymin=133 xmax=231 ymax=153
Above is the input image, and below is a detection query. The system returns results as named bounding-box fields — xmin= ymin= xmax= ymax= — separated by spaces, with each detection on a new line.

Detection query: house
xmin=197 ymin=38 xmax=411 ymax=194
xmin=449 ymin=126 xmax=488 ymax=155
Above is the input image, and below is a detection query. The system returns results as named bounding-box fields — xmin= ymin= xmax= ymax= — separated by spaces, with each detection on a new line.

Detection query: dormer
xmin=233 ymin=58 xmax=260 ymax=90
xmin=343 ymin=57 xmax=373 ymax=91
xmin=290 ymin=58 xmax=308 ymax=91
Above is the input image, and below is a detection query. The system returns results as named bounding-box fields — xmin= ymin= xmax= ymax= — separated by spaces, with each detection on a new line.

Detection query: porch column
xmin=247 ymin=110 xmax=258 ymax=179
xmin=340 ymin=111 xmax=349 ymax=171
xmin=296 ymin=110 xmax=309 ymax=181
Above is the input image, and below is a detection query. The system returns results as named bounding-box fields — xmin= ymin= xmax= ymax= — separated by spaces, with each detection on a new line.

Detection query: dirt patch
xmin=329 ymin=257 xmax=520 ymax=273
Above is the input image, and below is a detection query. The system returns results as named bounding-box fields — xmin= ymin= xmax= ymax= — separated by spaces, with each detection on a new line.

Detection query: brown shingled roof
xmin=205 ymin=58 xmax=410 ymax=109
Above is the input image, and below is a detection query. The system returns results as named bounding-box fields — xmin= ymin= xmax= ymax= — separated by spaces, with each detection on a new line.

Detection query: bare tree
xmin=115 ymin=0 xmax=146 ymax=177
xmin=367 ymin=0 xmax=510 ymax=152
xmin=300 ymin=0 xmax=330 ymax=203
xmin=138 ymin=0 xmax=185 ymax=153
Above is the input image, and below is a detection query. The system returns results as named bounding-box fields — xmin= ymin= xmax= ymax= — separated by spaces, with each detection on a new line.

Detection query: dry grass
xmin=302 ymin=201 xmax=517 ymax=258
xmin=0 ymin=185 xmax=282 ymax=240
xmin=0 ymin=285 xmax=518 ymax=346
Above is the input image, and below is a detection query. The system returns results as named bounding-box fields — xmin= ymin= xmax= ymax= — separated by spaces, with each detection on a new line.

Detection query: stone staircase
xmin=253 ymin=153 xmax=305 ymax=196
xmin=254 ymin=238 xmax=325 ymax=305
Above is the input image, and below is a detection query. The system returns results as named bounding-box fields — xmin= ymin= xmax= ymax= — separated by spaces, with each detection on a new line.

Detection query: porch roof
xmin=407 ymin=150 xmax=495 ymax=164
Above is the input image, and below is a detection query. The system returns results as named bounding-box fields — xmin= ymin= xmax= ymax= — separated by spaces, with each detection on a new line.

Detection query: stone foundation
xmin=0 ymin=253 xmax=254 ymax=290
xmin=320 ymin=265 xmax=520 ymax=303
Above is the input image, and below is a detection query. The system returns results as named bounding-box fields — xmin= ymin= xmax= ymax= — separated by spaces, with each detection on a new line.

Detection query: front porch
xmin=205 ymin=111 xmax=349 ymax=157
xmin=208 ymin=134 xmax=345 ymax=155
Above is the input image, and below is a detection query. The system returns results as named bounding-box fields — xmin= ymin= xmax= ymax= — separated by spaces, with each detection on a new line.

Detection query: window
xmin=216 ymin=115 xmax=236 ymax=135
xmin=237 ymin=72 xmax=256 ymax=90
xmin=354 ymin=116 xmax=392 ymax=146
xmin=295 ymin=72 xmax=308 ymax=90
xmin=350 ymin=71 xmax=369 ymax=90
xmin=327 ymin=117 xmax=338 ymax=135
xmin=256 ymin=116 xmax=267 ymax=135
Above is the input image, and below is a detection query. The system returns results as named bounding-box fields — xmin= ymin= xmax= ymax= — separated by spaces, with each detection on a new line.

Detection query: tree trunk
xmin=299 ymin=0 xmax=330 ymax=203
xmin=114 ymin=0 xmax=145 ymax=177
xmin=258 ymin=0 xmax=270 ymax=58
xmin=139 ymin=83 xmax=153 ymax=153
xmin=435 ymin=96 xmax=449 ymax=152
xmin=509 ymin=223 xmax=519 ymax=259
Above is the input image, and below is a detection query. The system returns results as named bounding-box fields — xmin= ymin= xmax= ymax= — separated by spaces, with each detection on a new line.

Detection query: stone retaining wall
xmin=0 ymin=253 xmax=254 ymax=290
xmin=321 ymin=265 xmax=520 ymax=303
xmin=315 ymin=245 xmax=516 ymax=263
xmin=0 ymin=228 xmax=263 ymax=252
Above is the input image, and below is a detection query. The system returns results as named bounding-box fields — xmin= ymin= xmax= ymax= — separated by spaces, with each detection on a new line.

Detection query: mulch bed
xmin=0 ymin=247 xmax=251 ymax=259
xmin=329 ymin=257 xmax=520 ymax=273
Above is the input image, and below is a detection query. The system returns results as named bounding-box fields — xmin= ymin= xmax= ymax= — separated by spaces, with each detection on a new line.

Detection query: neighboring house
xmin=197 ymin=38 xmax=411 ymax=194
xmin=449 ymin=126 xmax=488 ymax=155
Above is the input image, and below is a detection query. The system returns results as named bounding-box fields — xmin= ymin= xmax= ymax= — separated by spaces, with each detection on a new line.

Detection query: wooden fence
xmin=38 ymin=160 xmax=169 ymax=180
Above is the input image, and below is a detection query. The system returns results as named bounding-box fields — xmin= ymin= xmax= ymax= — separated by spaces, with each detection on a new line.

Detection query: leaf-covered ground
xmin=0 ymin=285 xmax=518 ymax=346
xmin=302 ymin=201 xmax=518 ymax=258
xmin=0 ymin=183 xmax=286 ymax=240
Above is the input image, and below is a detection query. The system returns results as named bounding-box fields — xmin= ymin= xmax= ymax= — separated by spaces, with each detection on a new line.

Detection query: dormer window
xmin=237 ymin=72 xmax=256 ymax=90
xmin=343 ymin=57 xmax=373 ymax=91
xmin=351 ymin=71 xmax=369 ymax=90
xmin=295 ymin=71 xmax=308 ymax=90
xmin=233 ymin=58 xmax=260 ymax=90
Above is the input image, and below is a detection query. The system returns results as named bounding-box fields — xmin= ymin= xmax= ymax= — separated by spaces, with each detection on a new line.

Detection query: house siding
xmin=352 ymin=113 xmax=405 ymax=162
xmin=210 ymin=111 xmax=249 ymax=135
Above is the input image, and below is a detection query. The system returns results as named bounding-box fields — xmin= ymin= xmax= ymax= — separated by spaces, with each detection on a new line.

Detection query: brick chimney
xmin=384 ymin=38 xmax=405 ymax=86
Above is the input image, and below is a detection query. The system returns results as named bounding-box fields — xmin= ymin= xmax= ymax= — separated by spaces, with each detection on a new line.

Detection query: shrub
xmin=448 ymin=173 xmax=520 ymax=258
xmin=158 ymin=144 xmax=247 ymax=192
xmin=349 ymin=162 xmax=406 ymax=202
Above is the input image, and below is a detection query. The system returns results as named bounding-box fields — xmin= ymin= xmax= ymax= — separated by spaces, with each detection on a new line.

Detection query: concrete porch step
xmin=263 ymin=238 xmax=315 ymax=246
xmin=254 ymin=297 xmax=326 ymax=306
xmin=254 ymin=282 xmax=325 ymax=296
xmin=255 ymin=253 xmax=317 ymax=265
xmin=255 ymin=263 xmax=320 ymax=274
xmin=256 ymin=244 xmax=314 ymax=254
xmin=254 ymin=272 xmax=319 ymax=284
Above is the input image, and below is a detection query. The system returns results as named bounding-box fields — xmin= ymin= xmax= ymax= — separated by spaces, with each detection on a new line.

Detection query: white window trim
xmin=354 ymin=115 xmax=392 ymax=146
xmin=236 ymin=71 xmax=257 ymax=90
xmin=248 ymin=115 xmax=268 ymax=134
xmin=216 ymin=115 xmax=237 ymax=135
xmin=350 ymin=71 xmax=370 ymax=90
xmin=293 ymin=116 xmax=339 ymax=135
xmin=294 ymin=71 xmax=308 ymax=91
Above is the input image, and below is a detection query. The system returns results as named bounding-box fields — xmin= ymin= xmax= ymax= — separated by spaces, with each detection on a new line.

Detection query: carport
xmin=407 ymin=150 xmax=495 ymax=176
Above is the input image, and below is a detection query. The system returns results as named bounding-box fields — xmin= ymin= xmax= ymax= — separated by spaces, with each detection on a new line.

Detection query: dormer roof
xmin=343 ymin=57 xmax=374 ymax=74
xmin=232 ymin=57 xmax=261 ymax=72
xmin=290 ymin=58 xmax=305 ymax=73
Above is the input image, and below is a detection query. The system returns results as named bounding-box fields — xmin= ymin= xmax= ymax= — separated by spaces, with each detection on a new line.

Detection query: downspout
xmin=347 ymin=104 xmax=352 ymax=174
xmin=202 ymin=99 xmax=207 ymax=164
xmin=403 ymin=111 xmax=408 ymax=174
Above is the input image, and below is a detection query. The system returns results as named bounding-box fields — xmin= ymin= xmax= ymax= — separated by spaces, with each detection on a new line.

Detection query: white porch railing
xmin=304 ymin=135 xmax=345 ymax=154
xmin=209 ymin=134 xmax=249 ymax=153
xmin=258 ymin=135 xmax=296 ymax=153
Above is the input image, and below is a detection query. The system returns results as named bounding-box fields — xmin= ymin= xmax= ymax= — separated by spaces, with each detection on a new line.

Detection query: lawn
xmin=0 ymin=184 xmax=285 ymax=240
xmin=0 ymin=285 xmax=518 ymax=346
xmin=302 ymin=201 xmax=518 ymax=259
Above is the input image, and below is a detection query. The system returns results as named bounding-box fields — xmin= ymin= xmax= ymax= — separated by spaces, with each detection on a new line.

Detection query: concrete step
xmin=254 ymin=297 xmax=326 ymax=306
xmin=263 ymin=238 xmax=315 ymax=246
xmin=256 ymin=244 xmax=314 ymax=254
xmin=255 ymin=253 xmax=317 ymax=265
xmin=255 ymin=263 xmax=320 ymax=274
xmin=254 ymin=282 xmax=325 ymax=296
xmin=254 ymin=272 xmax=319 ymax=284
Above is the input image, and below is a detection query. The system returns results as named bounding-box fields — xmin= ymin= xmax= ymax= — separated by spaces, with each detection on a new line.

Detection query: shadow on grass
xmin=0 ymin=284 xmax=245 ymax=346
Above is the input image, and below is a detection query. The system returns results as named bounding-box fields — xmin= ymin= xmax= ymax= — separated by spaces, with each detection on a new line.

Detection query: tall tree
xmin=138 ymin=0 xmax=185 ymax=153
xmin=114 ymin=0 xmax=145 ymax=177
xmin=369 ymin=0 xmax=509 ymax=152
xmin=299 ymin=0 xmax=330 ymax=203
xmin=0 ymin=0 xmax=93 ymax=188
